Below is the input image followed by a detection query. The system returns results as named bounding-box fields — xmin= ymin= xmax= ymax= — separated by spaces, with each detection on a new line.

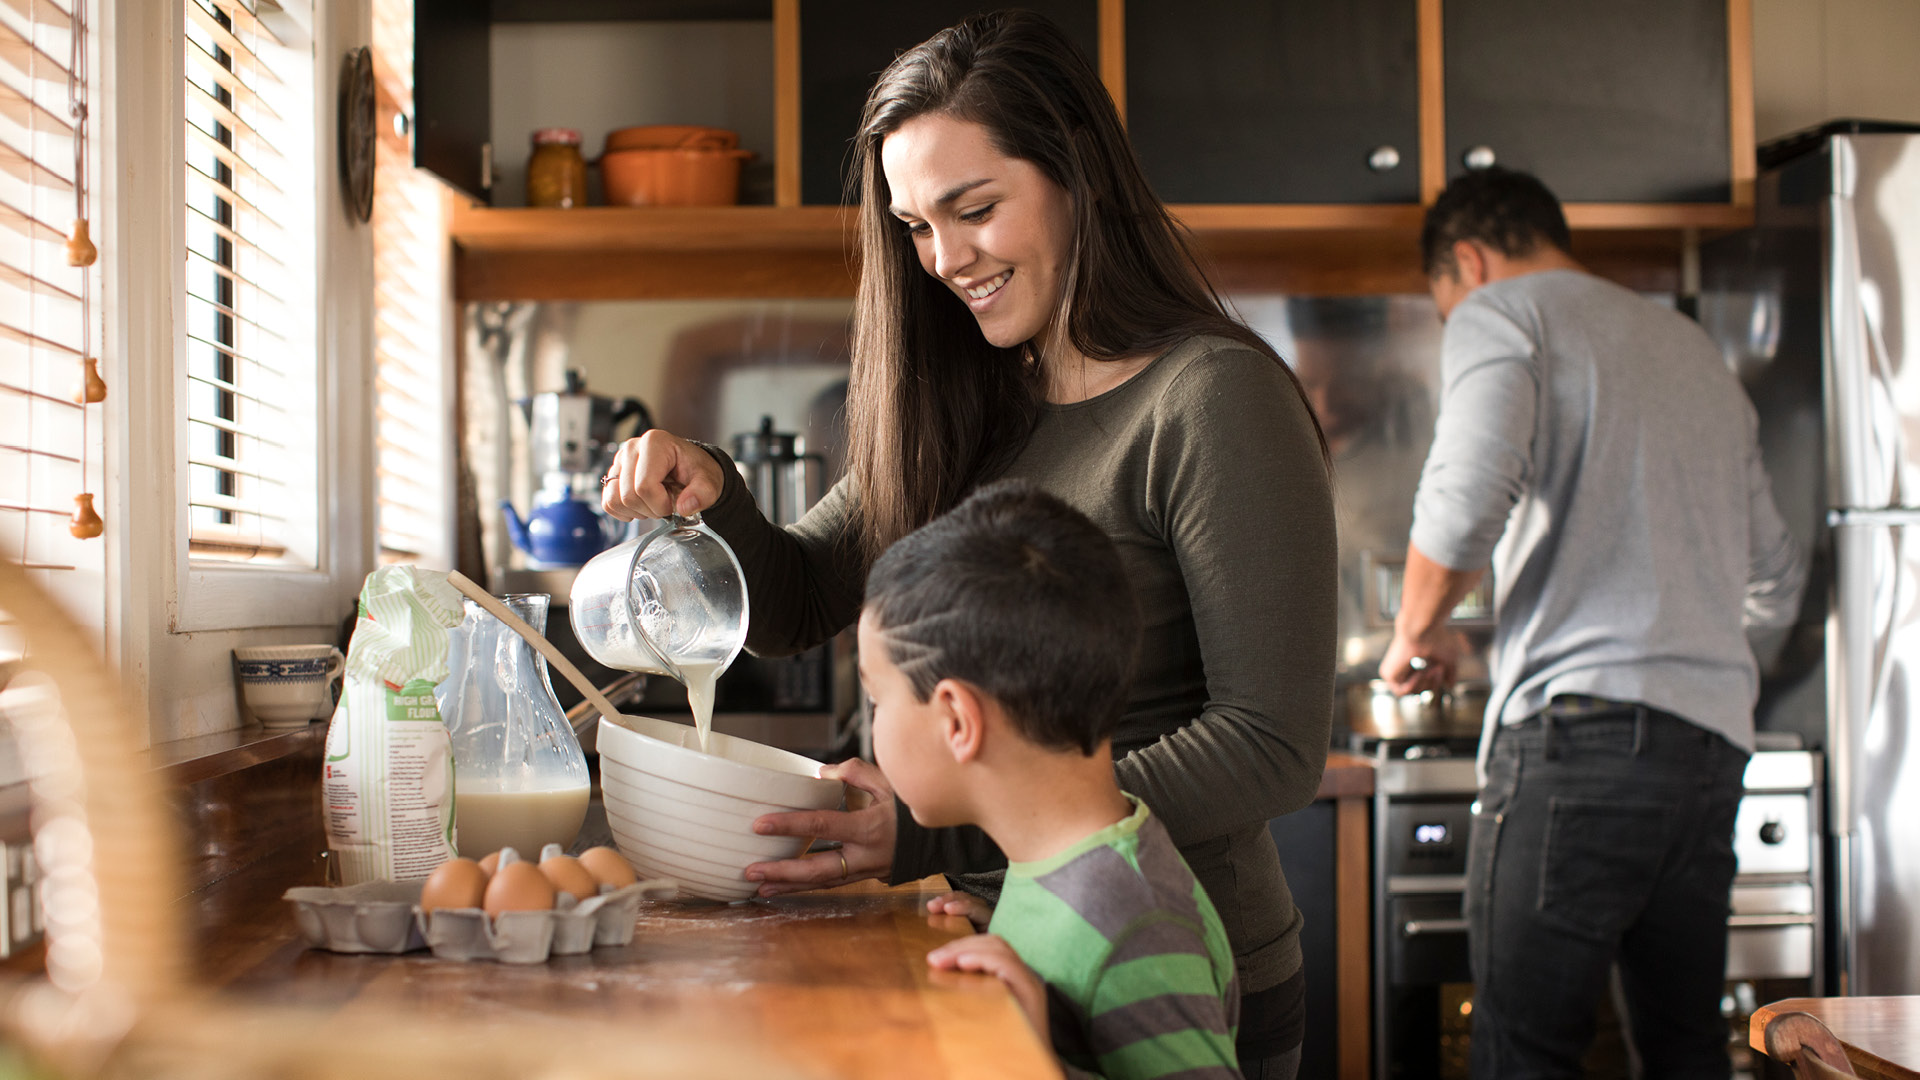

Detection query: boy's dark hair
xmin=863 ymin=481 xmax=1140 ymax=755
xmin=1421 ymin=167 xmax=1572 ymax=279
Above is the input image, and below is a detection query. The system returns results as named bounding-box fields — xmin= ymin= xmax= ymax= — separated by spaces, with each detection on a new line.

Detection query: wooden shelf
xmin=448 ymin=201 xmax=1752 ymax=301
xmin=1564 ymin=203 xmax=1754 ymax=229
xmin=450 ymin=203 xmax=853 ymax=255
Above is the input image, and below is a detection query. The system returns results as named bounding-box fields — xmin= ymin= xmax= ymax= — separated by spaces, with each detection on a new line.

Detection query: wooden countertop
xmin=1318 ymin=750 xmax=1375 ymax=799
xmin=1752 ymin=997 xmax=1920 ymax=1080
xmin=195 ymin=843 xmax=1058 ymax=1080
xmin=144 ymin=720 xmax=326 ymax=784
xmin=180 ymin=748 xmax=1371 ymax=1078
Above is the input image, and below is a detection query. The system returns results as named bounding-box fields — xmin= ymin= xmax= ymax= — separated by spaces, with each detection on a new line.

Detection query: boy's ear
xmin=930 ymin=678 xmax=988 ymax=764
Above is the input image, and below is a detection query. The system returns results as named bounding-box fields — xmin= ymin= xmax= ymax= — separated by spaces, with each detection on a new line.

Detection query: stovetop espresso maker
xmin=502 ymin=369 xmax=653 ymax=567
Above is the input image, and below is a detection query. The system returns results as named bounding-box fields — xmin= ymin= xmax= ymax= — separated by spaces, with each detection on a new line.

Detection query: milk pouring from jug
xmin=569 ymin=515 xmax=749 ymax=751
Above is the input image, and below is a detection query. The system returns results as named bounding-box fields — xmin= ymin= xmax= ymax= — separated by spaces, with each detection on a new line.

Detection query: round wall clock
xmin=338 ymin=46 xmax=375 ymax=224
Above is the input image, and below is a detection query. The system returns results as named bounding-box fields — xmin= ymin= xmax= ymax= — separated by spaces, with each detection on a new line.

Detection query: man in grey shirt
xmin=1381 ymin=168 xmax=1806 ymax=1079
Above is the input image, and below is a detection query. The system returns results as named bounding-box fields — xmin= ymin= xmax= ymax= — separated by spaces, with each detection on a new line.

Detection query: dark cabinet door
xmin=1125 ymin=0 xmax=1419 ymax=204
xmin=798 ymin=2 xmax=1099 ymax=205
xmin=414 ymin=0 xmax=493 ymax=202
xmin=1444 ymin=0 xmax=1730 ymax=202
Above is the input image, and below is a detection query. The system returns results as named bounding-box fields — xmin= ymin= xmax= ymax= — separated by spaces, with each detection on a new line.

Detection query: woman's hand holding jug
xmin=601 ymin=430 xmax=727 ymax=522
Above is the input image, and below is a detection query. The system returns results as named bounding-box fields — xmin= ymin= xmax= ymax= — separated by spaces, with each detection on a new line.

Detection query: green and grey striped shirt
xmin=990 ymin=796 xmax=1240 ymax=1080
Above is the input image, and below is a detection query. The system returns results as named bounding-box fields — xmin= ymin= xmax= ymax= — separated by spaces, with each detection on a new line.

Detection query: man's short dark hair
xmin=1421 ymin=167 xmax=1572 ymax=279
xmin=863 ymin=481 xmax=1140 ymax=755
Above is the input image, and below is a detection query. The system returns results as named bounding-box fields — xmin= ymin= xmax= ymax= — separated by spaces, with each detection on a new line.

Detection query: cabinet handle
xmin=1402 ymin=917 xmax=1470 ymax=937
xmin=1462 ymin=146 xmax=1497 ymax=170
xmin=1368 ymin=145 xmax=1402 ymax=173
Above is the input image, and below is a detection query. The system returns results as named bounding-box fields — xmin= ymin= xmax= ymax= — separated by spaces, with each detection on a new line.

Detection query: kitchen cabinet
xmin=1270 ymin=751 xmax=1374 ymax=1080
xmin=1443 ymin=0 xmax=1738 ymax=203
xmin=435 ymin=0 xmax=1755 ymax=300
xmin=414 ymin=0 xmax=492 ymax=201
xmin=797 ymin=0 xmax=1099 ymax=205
xmin=1125 ymin=0 xmax=1420 ymax=204
xmin=1272 ymin=801 xmax=1346 ymax=1080
xmin=413 ymin=1 xmax=775 ymax=204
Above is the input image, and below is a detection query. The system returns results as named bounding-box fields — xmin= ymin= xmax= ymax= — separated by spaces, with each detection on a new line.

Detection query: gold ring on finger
xmin=838 ymin=852 xmax=848 ymax=880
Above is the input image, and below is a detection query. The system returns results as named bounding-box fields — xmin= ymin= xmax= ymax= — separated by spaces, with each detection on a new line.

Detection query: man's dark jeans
xmin=1466 ymin=702 xmax=1749 ymax=1080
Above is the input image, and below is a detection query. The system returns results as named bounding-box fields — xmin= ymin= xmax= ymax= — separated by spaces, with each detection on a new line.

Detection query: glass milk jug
xmin=568 ymin=515 xmax=749 ymax=682
xmin=434 ymin=593 xmax=590 ymax=857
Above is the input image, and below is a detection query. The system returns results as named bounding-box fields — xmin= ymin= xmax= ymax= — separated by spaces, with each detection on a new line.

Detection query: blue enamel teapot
xmin=501 ymin=484 xmax=628 ymax=567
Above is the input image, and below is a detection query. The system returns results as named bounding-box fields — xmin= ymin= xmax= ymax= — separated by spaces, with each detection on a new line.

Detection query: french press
xmin=731 ymin=415 xmax=825 ymax=527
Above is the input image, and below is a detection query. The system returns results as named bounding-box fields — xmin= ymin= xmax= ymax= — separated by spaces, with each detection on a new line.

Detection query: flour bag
xmin=324 ymin=565 xmax=464 ymax=884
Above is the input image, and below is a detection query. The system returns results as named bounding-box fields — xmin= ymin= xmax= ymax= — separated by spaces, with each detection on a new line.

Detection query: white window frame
xmin=100 ymin=0 xmax=373 ymax=738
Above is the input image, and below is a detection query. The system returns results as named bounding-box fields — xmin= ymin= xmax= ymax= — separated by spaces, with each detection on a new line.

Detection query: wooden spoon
xmin=445 ymin=570 xmax=624 ymax=727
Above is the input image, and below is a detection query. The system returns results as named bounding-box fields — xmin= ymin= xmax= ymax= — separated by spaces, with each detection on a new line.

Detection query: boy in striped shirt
xmin=859 ymin=481 xmax=1240 ymax=1079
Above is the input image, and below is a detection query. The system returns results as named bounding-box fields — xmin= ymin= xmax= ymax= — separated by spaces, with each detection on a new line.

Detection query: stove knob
xmin=1758 ymin=820 xmax=1787 ymax=845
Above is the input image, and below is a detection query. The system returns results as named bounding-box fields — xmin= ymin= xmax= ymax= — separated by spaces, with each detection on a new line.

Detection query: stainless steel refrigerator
xmin=1701 ymin=121 xmax=1920 ymax=997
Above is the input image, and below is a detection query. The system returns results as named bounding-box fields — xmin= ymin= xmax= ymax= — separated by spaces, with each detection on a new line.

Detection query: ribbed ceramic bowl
xmin=597 ymin=713 xmax=844 ymax=901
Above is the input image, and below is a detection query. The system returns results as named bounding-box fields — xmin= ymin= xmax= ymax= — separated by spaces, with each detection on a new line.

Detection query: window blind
xmin=0 ymin=0 xmax=99 ymax=598
xmin=183 ymin=0 xmax=303 ymax=562
xmin=370 ymin=0 xmax=449 ymax=567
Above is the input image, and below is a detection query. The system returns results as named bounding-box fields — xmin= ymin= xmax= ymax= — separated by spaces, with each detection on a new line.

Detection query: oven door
xmin=1384 ymin=892 xmax=1474 ymax=1080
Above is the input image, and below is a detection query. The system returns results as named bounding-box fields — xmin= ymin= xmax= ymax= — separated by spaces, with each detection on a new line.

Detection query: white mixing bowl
xmin=596 ymin=713 xmax=845 ymax=901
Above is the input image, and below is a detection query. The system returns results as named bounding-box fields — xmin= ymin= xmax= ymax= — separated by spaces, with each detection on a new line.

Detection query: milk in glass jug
xmin=435 ymin=593 xmax=590 ymax=856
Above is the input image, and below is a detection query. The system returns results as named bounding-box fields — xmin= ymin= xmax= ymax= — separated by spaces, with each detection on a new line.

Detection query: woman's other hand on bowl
xmin=744 ymin=759 xmax=897 ymax=896
xmin=601 ymin=429 xmax=726 ymax=521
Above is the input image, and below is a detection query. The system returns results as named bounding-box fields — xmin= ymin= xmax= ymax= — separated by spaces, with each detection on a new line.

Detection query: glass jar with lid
xmin=526 ymin=128 xmax=587 ymax=208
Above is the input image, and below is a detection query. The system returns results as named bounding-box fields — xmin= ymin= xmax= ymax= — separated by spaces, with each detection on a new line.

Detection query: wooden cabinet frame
xmin=451 ymin=0 xmax=1755 ymax=300
xmin=1415 ymin=0 xmax=1755 ymax=215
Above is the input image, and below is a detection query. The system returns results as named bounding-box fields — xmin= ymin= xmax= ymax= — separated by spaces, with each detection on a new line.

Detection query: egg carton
xmin=284 ymin=880 xmax=428 ymax=955
xmin=284 ymin=875 xmax=678 ymax=963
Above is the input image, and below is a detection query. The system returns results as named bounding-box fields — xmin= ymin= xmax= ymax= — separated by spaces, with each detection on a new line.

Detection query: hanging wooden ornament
xmin=66 ymin=218 xmax=96 ymax=267
xmin=69 ymin=494 xmax=103 ymax=539
xmin=67 ymin=2 xmax=102 ymax=543
xmin=73 ymin=356 xmax=106 ymax=404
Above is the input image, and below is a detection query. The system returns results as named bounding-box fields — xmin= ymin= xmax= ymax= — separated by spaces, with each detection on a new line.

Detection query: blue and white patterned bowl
xmin=233 ymin=644 xmax=344 ymax=725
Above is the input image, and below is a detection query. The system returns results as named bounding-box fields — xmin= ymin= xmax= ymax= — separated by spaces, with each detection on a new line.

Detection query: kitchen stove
xmin=1358 ymin=731 xmax=1822 ymax=1080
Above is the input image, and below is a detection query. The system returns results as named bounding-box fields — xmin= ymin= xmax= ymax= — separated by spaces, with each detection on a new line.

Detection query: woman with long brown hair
xmin=600 ymin=11 xmax=1334 ymax=1075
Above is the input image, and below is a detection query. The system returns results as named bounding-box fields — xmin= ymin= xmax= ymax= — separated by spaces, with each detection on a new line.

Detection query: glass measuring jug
xmin=434 ymin=594 xmax=590 ymax=857
xmin=569 ymin=515 xmax=749 ymax=683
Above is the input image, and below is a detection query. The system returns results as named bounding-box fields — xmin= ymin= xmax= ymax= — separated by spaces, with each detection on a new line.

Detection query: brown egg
xmin=578 ymin=846 xmax=637 ymax=889
xmin=419 ymin=858 xmax=488 ymax=913
xmin=477 ymin=850 xmax=502 ymax=876
xmin=539 ymin=854 xmax=599 ymax=902
xmin=483 ymin=860 xmax=557 ymax=916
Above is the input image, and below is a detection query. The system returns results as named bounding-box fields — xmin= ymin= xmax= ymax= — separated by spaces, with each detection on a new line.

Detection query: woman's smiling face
xmin=881 ymin=112 xmax=1075 ymax=350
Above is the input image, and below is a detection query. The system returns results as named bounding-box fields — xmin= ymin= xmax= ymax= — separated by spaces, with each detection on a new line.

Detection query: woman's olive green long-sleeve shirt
xmin=700 ymin=335 xmax=1336 ymax=992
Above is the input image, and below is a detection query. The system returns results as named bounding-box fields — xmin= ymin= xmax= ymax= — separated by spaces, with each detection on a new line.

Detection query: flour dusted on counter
xmin=324 ymin=565 xmax=465 ymax=884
